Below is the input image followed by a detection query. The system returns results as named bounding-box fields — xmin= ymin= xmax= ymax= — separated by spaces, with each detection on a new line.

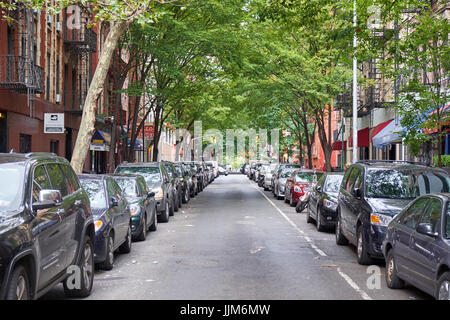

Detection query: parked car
xmin=173 ymin=162 xmax=191 ymax=204
xmin=255 ymin=163 xmax=269 ymax=184
xmin=182 ymin=162 xmax=199 ymax=196
xmin=263 ymin=163 xmax=278 ymax=191
xmin=206 ymin=161 xmax=219 ymax=178
xmin=307 ymin=172 xmax=344 ymax=231
xmin=257 ymin=164 xmax=270 ymax=187
xmin=284 ymin=169 xmax=324 ymax=207
xmin=272 ymin=165 xmax=303 ymax=199
xmin=205 ymin=162 xmax=215 ymax=183
xmin=271 ymin=163 xmax=302 ymax=192
xmin=115 ymin=162 xmax=174 ymax=223
xmin=336 ymin=160 xmax=450 ymax=265
xmin=0 ymin=153 xmax=95 ymax=300
xmin=78 ymin=175 xmax=132 ymax=271
xmin=382 ymin=193 xmax=450 ymax=300
xmin=218 ymin=164 xmax=229 ymax=176
xmin=111 ymin=174 xmax=157 ymax=241
xmin=241 ymin=163 xmax=250 ymax=175
xmin=163 ymin=161 xmax=182 ymax=212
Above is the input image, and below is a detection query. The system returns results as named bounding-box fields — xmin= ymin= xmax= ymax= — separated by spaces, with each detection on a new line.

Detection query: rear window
xmin=116 ymin=166 xmax=161 ymax=185
xmin=324 ymin=175 xmax=344 ymax=192
xmin=114 ymin=178 xmax=139 ymax=197
xmin=0 ymin=164 xmax=25 ymax=213
xmin=295 ymin=172 xmax=322 ymax=183
xmin=366 ymin=169 xmax=450 ymax=199
xmin=80 ymin=179 xmax=106 ymax=209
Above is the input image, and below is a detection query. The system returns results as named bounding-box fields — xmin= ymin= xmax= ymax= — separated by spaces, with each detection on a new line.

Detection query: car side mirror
xmin=352 ymin=188 xmax=361 ymax=198
xmin=417 ymin=223 xmax=438 ymax=238
xmin=33 ymin=190 xmax=62 ymax=211
xmin=148 ymin=192 xmax=155 ymax=198
xmin=110 ymin=197 xmax=119 ymax=208
xmin=316 ymin=185 xmax=322 ymax=193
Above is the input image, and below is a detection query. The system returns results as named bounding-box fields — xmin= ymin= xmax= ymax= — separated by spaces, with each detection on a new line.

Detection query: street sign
xmin=137 ymin=124 xmax=154 ymax=140
xmin=44 ymin=113 xmax=65 ymax=133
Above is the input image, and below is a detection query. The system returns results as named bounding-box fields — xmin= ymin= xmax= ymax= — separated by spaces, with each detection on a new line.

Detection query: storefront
xmin=90 ymin=130 xmax=111 ymax=173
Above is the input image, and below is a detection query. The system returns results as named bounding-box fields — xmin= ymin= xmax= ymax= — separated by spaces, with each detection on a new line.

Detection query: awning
xmin=127 ymin=138 xmax=142 ymax=151
xmin=424 ymin=104 xmax=450 ymax=134
xmin=332 ymin=140 xmax=346 ymax=151
xmin=370 ymin=119 xmax=393 ymax=142
xmin=348 ymin=128 xmax=370 ymax=148
xmin=372 ymin=119 xmax=404 ymax=149
xmin=91 ymin=130 xmax=111 ymax=145
xmin=90 ymin=130 xmax=111 ymax=152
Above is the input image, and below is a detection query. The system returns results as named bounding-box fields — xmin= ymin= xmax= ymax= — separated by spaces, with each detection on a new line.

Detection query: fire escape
xmin=63 ymin=8 xmax=97 ymax=114
xmin=0 ymin=6 xmax=44 ymax=117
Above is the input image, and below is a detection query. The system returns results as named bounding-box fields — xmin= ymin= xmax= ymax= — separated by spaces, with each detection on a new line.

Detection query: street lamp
xmin=352 ymin=0 xmax=358 ymax=164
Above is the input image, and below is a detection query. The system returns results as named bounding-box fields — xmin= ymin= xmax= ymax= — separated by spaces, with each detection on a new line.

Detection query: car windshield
xmin=175 ymin=166 xmax=183 ymax=177
xmin=280 ymin=169 xmax=296 ymax=178
xmin=116 ymin=167 xmax=161 ymax=185
xmin=324 ymin=175 xmax=344 ymax=192
xmin=0 ymin=164 xmax=25 ymax=213
xmin=366 ymin=169 xmax=450 ymax=199
xmin=80 ymin=179 xmax=106 ymax=209
xmin=115 ymin=178 xmax=139 ymax=197
xmin=295 ymin=172 xmax=323 ymax=183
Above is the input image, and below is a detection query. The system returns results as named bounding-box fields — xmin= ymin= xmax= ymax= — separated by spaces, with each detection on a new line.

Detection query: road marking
xmin=251 ymin=181 xmax=373 ymax=300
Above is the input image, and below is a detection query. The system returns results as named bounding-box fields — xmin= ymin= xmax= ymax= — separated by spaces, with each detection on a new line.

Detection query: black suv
xmin=336 ymin=160 xmax=450 ymax=265
xmin=0 ymin=153 xmax=95 ymax=300
xmin=115 ymin=162 xmax=175 ymax=222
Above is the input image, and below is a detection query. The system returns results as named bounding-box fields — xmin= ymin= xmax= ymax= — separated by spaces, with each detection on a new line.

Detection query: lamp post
xmin=352 ymin=0 xmax=358 ymax=164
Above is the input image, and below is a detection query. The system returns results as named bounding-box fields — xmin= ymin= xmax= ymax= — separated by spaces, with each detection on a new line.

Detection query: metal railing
xmin=0 ymin=55 xmax=44 ymax=93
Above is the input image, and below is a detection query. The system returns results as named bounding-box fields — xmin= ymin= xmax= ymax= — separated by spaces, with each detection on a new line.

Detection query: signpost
xmin=44 ymin=113 xmax=65 ymax=133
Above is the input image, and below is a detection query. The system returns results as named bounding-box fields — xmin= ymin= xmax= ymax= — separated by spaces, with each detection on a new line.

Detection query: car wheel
xmin=289 ymin=195 xmax=296 ymax=207
xmin=169 ymin=198 xmax=175 ymax=216
xmin=100 ymin=233 xmax=114 ymax=270
xmin=385 ymin=250 xmax=405 ymax=289
xmin=284 ymin=191 xmax=290 ymax=203
xmin=183 ymin=189 xmax=189 ymax=203
xmin=316 ymin=207 xmax=326 ymax=232
xmin=149 ymin=209 xmax=158 ymax=231
xmin=335 ymin=212 xmax=349 ymax=245
xmin=6 ymin=265 xmax=30 ymax=300
xmin=158 ymin=201 xmax=170 ymax=223
xmin=136 ymin=215 xmax=147 ymax=242
xmin=306 ymin=205 xmax=313 ymax=223
xmin=119 ymin=225 xmax=132 ymax=254
xmin=436 ymin=272 xmax=450 ymax=300
xmin=174 ymin=193 xmax=179 ymax=212
xmin=356 ymin=225 xmax=373 ymax=265
xmin=64 ymin=235 xmax=94 ymax=298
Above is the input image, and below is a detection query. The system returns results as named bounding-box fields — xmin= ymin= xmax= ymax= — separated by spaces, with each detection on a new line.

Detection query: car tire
xmin=183 ymin=189 xmax=189 ymax=203
xmin=6 ymin=265 xmax=30 ymax=300
xmin=284 ymin=192 xmax=290 ymax=203
xmin=149 ymin=210 xmax=158 ymax=231
xmin=316 ymin=207 xmax=326 ymax=232
xmin=119 ymin=225 xmax=132 ymax=254
xmin=136 ymin=215 xmax=147 ymax=242
xmin=290 ymin=195 xmax=296 ymax=207
xmin=63 ymin=235 xmax=94 ymax=298
xmin=158 ymin=201 xmax=170 ymax=223
xmin=335 ymin=212 xmax=349 ymax=246
xmin=385 ymin=250 xmax=405 ymax=289
xmin=436 ymin=271 xmax=450 ymax=300
xmin=306 ymin=205 xmax=314 ymax=223
xmin=100 ymin=233 xmax=114 ymax=270
xmin=169 ymin=198 xmax=175 ymax=216
xmin=356 ymin=225 xmax=373 ymax=265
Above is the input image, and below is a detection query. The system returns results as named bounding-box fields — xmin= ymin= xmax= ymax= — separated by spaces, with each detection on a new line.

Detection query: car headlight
xmin=129 ymin=204 xmax=141 ymax=216
xmin=323 ymin=199 xmax=338 ymax=211
xmin=153 ymin=187 xmax=164 ymax=200
xmin=370 ymin=212 xmax=392 ymax=227
xmin=294 ymin=186 xmax=303 ymax=193
xmin=279 ymin=184 xmax=285 ymax=192
xmin=94 ymin=219 xmax=103 ymax=232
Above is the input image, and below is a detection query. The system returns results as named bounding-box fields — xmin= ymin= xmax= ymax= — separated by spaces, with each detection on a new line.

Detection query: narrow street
xmin=42 ymin=174 xmax=431 ymax=300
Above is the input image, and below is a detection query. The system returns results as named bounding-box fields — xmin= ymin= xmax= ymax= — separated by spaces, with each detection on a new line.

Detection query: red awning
xmin=348 ymin=128 xmax=370 ymax=148
xmin=370 ymin=119 xmax=393 ymax=142
xmin=332 ymin=140 xmax=346 ymax=151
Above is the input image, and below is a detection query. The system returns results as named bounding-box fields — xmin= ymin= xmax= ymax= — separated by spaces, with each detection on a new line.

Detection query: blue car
xmin=382 ymin=193 xmax=450 ymax=300
xmin=78 ymin=175 xmax=132 ymax=271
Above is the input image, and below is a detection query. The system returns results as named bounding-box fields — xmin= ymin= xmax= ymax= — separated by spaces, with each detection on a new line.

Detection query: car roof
xmin=355 ymin=161 xmax=439 ymax=171
xmin=110 ymin=173 xmax=141 ymax=179
xmin=0 ymin=152 xmax=66 ymax=165
xmin=117 ymin=162 xmax=159 ymax=167
xmin=77 ymin=174 xmax=108 ymax=181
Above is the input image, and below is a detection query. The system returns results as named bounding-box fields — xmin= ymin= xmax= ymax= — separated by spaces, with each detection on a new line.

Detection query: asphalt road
xmin=41 ymin=174 xmax=431 ymax=300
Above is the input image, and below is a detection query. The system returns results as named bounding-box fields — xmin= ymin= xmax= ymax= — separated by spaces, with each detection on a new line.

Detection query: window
xmin=60 ymin=164 xmax=80 ymax=194
xmin=56 ymin=59 xmax=60 ymax=96
xmin=46 ymin=164 xmax=69 ymax=197
xmin=46 ymin=53 xmax=51 ymax=100
xmin=50 ymin=140 xmax=59 ymax=155
xmin=81 ymin=179 xmax=106 ymax=209
xmin=346 ymin=168 xmax=360 ymax=192
xmin=341 ymin=167 xmax=353 ymax=190
xmin=32 ymin=165 xmax=51 ymax=203
xmin=446 ymin=202 xmax=450 ymax=239
xmin=19 ymin=134 xmax=31 ymax=153
xmin=399 ymin=198 xmax=429 ymax=229
xmin=419 ymin=198 xmax=442 ymax=235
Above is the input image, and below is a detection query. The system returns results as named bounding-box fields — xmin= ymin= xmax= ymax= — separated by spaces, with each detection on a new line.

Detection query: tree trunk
xmin=70 ymin=21 xmax=129 ymax=173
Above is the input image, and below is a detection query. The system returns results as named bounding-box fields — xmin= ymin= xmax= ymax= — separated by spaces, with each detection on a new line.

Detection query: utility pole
xmin=352 ymin=0 xmax=358 ymax=164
